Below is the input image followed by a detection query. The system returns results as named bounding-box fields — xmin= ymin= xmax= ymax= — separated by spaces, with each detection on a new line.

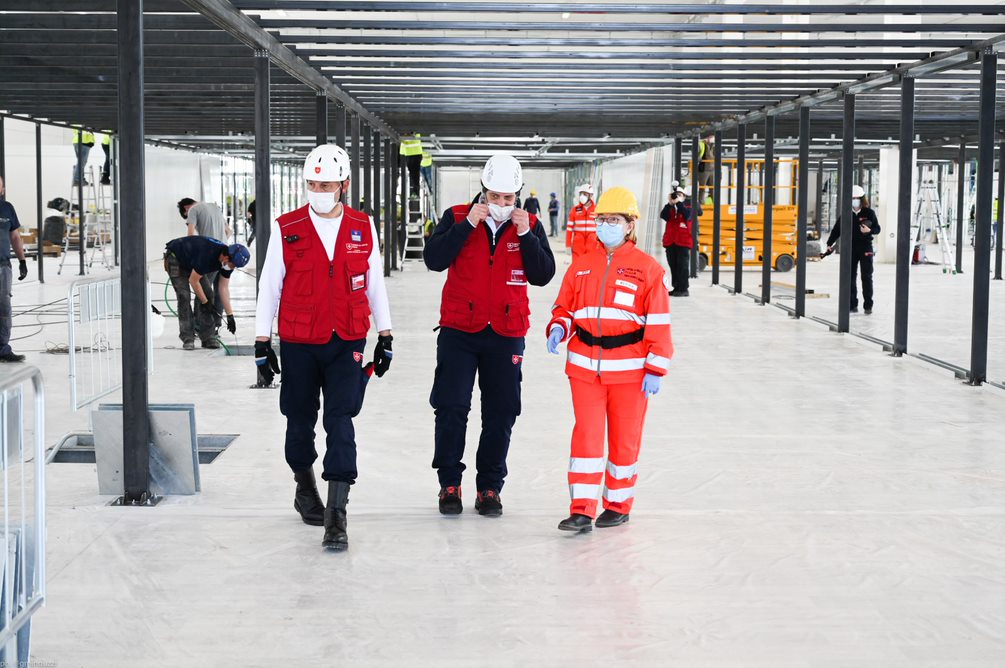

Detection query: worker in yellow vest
xmin=420 ymin=151 xmax=434 ymax=192
xmin=399 ymin=133 xmax=424 ymax=200
xmin=100 ymin=134 xmax=112 ymax=185
xmin=71 ymin=129 xmax=95 ymax=187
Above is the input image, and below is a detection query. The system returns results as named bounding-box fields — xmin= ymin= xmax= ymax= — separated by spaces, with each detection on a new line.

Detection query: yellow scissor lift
xmin=688 ymin=157 xmax=799 ymax=273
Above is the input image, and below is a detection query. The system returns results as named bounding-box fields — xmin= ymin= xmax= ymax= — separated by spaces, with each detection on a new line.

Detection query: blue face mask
xmin=596 ymin=222 xmax=626 ymax=247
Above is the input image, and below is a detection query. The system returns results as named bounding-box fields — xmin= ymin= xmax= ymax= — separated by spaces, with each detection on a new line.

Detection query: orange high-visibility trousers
xmin=567 ymin=375 xmax=648 ymax=518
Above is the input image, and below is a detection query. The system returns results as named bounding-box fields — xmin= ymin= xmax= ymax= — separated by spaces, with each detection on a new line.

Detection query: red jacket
xmin=277 ymin=204 xmax=373 ymax=344
xmin=548 ymin=241 xmax=673 ymax=385
xmin=438 ymin=204 xmax=538 ymax=337
xmin=661 ymin=201 xmax=693 ymax=248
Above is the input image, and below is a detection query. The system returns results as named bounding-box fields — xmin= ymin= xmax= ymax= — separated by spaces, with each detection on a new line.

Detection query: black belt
xmin=576 ymin=326 xmax=644 ymax=349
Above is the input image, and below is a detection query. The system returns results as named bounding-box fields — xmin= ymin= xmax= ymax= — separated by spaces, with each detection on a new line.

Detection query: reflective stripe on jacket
xmin=548 ymin=241 xmax=673 ymax=384
xmin=277 ymin=204 xmax=374 ymax=343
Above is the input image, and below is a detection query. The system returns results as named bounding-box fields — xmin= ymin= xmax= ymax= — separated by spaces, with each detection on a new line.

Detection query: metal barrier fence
xmin=68 ymin=276 xmax=122 ymax=410
xmin=0 ymin=365 xmax=47 ymax=662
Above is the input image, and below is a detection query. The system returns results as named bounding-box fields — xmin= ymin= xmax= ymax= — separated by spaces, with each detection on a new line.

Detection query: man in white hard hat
xmin=424 ymin=153 xmax=556 ymax=517
xmin=254 ymin=143 xmax=394 ymax=552
xmin=825 ymin=184 xmax=880 ymax=314
xmin=567 ymin=183 xmax=597 ymax=257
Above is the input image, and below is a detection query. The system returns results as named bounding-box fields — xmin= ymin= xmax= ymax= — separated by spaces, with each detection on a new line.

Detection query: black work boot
xmin=322 ymin=481 xmax=350 ymax=552
xmin=292 ymin=469 xmax=324 ymax=526
xmin=595 ymin=509 xmax=630 ymax=528
xmin=474 ymin=490 xmax=503 ymax=517
xmin=558 ymin=514 xmax=593 ymax=533
xmin=438 ymin=486 xmax=462 ymax=515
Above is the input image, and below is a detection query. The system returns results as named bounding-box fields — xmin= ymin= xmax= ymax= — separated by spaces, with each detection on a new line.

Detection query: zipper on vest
xmin=595 ymin=253 xmax=614 ymax=376
xmin=329 ymin=262 xmax=334 ymax=278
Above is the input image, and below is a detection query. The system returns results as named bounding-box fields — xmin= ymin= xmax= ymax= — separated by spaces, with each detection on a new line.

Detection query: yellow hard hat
xmin=594 ymin=186 xmax=641 ymax=219
xmin=530 ymin=190 xmax=537 ymax=196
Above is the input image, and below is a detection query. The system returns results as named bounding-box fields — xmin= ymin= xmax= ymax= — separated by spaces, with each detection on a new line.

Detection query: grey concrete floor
xmin=8 ymin=246 xmax=1005 ymax=667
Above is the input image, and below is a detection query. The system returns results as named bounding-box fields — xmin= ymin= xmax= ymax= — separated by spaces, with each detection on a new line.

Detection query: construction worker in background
xmin=548 ymin=192 xmax=560 ymax=237
xmin=400 ymin=132 xmax=424 ymax=200
xmin=178 ymin=197 xmax=231 ymax=330
xmin=420 ymin=150 xmax=434 ymax=192
xmin=567 ymin=183 xmax=597 ymax=257
xmin=523 ymin=190 xmax=542 ymax=217
xmin=424 ymin=153 xmax=556 ymax=517
xmin=71 ymin=128 xmax=95 ymax=187
xmin=163 ymin=236 xmax=248 ymax=350
xmin=100 ymin=134 xmax=112 ymax=185
xmin=0 ymin=175 xmax=29 ymax=363
xmin=826 ymin=184 xmax=880 ymax=315
xmin=661 ymin=186 xmax=701 ymax=297
xmin=546 ymin=186 xmax=672 ymax=533
xmin=254 ymin=144 xmax=394 ymax=552
xmin=697 ymin=134 xmax=717 ymax=204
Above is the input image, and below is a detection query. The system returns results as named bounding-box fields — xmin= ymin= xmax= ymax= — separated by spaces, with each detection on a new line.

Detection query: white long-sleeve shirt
xmin=254 ymin=208 xmax=393 ymax=339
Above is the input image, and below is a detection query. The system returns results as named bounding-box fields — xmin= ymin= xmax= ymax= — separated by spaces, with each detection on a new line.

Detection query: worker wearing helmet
xmin=254 ymin=143 xmax=394 ymax=552
xmin=163 ymin=236 xmax=249 ymax=350
xmin=567 ymin=184 xmax=598 ymax=257
xmin=825 ymin=184 xmax=880 ymax=314
xmin=546 ymin=186 xmax=673 ymax=533
xmin=424 ymin=153 xmax=556 ymax=517
xmin=523 ymin=189 xmax=542 ymax=217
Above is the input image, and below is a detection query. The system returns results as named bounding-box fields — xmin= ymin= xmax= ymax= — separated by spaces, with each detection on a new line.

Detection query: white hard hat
xmin=303 ymin=143 xmax=351 ymax=182
xmin=481 ymin=153 xmax=523 ymax=193
xmin=576 ymin=183 xmax=596 ymax=196
xmin=851 ymin=185 xmax=865 ymax=198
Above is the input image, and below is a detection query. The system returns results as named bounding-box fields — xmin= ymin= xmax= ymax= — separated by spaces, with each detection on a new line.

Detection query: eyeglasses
xmin=596 ymin=216 xmax=627 ymax=225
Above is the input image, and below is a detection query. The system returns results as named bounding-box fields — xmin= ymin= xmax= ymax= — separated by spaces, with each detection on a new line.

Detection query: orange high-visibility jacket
xmin=547 ymin=241 xmax=673 ymax=384
xmin=567 ymin=201 xmax=596 ymax=255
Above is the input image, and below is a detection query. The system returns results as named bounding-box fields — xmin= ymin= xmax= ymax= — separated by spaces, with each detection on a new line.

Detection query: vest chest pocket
xmin=286 ymin=261 xmax=313 ymax=296
xmin=605 ymin=277 xmax=644 ymax=314
xmin=345 ymin=260 xmax=369 ymax=294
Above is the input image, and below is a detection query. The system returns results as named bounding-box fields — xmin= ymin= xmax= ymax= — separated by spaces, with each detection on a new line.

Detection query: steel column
xmin=968 ymin=49 xmax=997 ymax=385
xmin=362 ymin=121 xmax=371 ymax=214
xmin=995 ymin=138 xmax=1004 ymax=280
xmin=837 ymin=93 xmax=856 ymax=333
xmin=0 ymin=116 xmax=5 ymax=181
xmin=761 ymin=114 xmax=775 ymax=305
xmin=372 ymin=130 xmax=382 ymax=244
xmin=734 ymin=123 xmax=746 ymax=293
xmin=711 ymin=129 xmax=722 ymax=285
xmin=118 ymin=0 xmax=151 ymax=504
xmin=254 ymin=49 xmax=271 ymax=288
xmin=112 ymin=136 xmax=120 ymax=266
xmin=893 ymin=77 xmax=916 ymax=356
xmin=350 ymin=113 xmax=361 ymax=209
xmin=383 ymin=138 xmax=393 ymax=275
xmin=397 ymin=150 xmax=406 ymax=269
xmin=673 ymin=137 xmax=682 ymax=181
xmin=315 ymin=91 xmax=327 ymax=145
xmin=815 ymin=159 xmax=824 ymax=238
xmin=34 ymin=122 xmax=44 ymax=284
xmin=956 ymin=139 xmax=966 ymax=274
xmin=335 ymin=104 xmax=347 ymax=148
xmin=690 ymin=136 xmax=700 ymax=277
xmin=795 ymin=107 xmax=810 ymax=318
xmin=76 ymin=129 xmax=85 ymax=276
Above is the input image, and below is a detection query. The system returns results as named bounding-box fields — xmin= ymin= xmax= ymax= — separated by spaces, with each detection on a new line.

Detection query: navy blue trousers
xmin=280 ymin=332 xmax=367 ymax=483
xmin=430 ymin=326 xmax=524 ymax=492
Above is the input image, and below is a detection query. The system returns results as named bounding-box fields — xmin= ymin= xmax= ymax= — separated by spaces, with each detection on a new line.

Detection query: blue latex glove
xmin=641 ymin=373 xmax=661 ymax=397
xmin=547 ymin=326 xmax=565 ymax=355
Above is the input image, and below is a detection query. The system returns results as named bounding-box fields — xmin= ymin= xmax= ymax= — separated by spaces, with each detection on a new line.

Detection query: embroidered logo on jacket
xmin=351 ymin=230 xmax=362 ymax=242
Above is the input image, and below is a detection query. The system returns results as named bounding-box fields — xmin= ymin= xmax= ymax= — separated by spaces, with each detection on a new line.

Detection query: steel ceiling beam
xmin=297 ymin=49 xmax=930 ymax=61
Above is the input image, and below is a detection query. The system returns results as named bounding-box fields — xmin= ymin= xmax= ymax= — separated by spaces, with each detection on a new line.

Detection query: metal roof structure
xmin=2 ymin=1 xmax=1005 ymax=165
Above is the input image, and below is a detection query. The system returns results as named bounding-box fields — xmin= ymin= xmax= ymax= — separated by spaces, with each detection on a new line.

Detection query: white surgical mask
xmin=596 ymin=223 xmax=626 ymax=248
xmin=488 ymin=203 xmax=514 ymax=222
xmin=307 ymin=190 xmax=339 ymax=214
xmin=851 ymin=198 xmax=862 ymax=210
xmin=579 ymin=194 xmax=589 ymax=205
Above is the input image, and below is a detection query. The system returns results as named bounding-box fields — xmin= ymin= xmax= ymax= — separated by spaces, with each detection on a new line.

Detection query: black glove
xmin=254 ymin=340 xmax=281 ymax=386
xmin=226 ymin=314 xmax=237 ymax=334
xmin=17 ymin=260 xmax=28 ymax=281
xmin=373 ymin=334 xmax=393 ymax=378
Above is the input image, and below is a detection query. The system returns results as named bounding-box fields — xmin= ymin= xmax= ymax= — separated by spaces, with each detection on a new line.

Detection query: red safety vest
xmin=277 ymin=204 xmax=373 ymax=344
xmin=662 ymin=204 xmax=694 ymax=248
xmin=438 ymin=204 xmax=537 ymax=337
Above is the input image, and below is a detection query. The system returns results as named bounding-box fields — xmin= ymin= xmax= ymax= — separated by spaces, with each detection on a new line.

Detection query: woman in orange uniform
xmin=546 ymin=186 xmax=673 ymax=533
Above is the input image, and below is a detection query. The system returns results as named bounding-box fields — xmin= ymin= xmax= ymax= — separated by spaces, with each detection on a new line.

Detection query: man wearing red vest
xmin=567 ymin=183 xmax=597 ymax=257
xmin=254 ymin=144 xmax=393 ymax=552
xmin=424 ymin=153 xmax=556 ymax=517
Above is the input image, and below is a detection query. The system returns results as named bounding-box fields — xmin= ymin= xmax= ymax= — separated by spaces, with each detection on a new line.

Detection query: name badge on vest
xmin=351 ymin=273 xmax=367 ymax=291
xmin=507 ymin=268 xmax=527 ymax=286
xmin=351 ymin=229 xmax=362 ymax=242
